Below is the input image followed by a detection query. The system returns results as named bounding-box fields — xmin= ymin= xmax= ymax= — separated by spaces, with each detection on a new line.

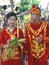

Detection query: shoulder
xmin=1 ymin=28 xmax=7 ymax=35
xmin=2 ymin=28 xmax=6 ymax=33
xmin=25 ymin=22 xmax=31 ymax=29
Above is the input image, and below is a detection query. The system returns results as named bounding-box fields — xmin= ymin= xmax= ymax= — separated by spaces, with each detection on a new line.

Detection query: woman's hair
xmin=6 ymin=12 xmax=17 ymax=20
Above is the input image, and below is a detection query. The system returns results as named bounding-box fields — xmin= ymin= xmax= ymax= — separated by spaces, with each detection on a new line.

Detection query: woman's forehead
xmin=8 ymin=16 xmax=16 ymax=19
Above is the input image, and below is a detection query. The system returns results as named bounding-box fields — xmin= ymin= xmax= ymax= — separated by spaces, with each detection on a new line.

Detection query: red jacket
xmin=25 ymin=21 xmax=49 ymax=65
xmin=1 ymin=27 xmax=24 ymax=65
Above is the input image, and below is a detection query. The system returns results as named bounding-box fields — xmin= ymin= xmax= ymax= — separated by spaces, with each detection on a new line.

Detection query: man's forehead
xmin=30 ymin=12 xmax=38 ymax=16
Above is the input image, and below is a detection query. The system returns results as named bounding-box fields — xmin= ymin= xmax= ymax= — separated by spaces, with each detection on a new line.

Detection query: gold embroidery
xmin=33 ymin=51 xmax=45 ymax=59
xmin=26 ymin=22 xmax=46 ymax=36
xmin=5 ymin=29 xmax=17 ymax=39
xmin=32 ymin=36 xmax=35 ymax=39
xmin=2 ymin=47 xmax=19 ymax=61
xmin=31 ymin=40 xmax=46 ymax=59
xmin=26 ymin=22 xmax=47 ymax=59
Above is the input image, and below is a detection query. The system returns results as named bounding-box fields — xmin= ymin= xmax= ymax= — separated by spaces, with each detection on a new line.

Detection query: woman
xmin=1 ymin=12 xmax=24 ymax=65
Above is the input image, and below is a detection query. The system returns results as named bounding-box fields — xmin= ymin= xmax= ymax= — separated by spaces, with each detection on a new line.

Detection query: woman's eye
xmin=10 ymin=19 xmax=12 ymax=20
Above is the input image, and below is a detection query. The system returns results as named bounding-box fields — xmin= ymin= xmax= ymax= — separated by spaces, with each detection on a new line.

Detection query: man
xmin=0 ymin=12 xmax=25 ymax=65
xmin=25 ymin=5 xmax=49 ymax=65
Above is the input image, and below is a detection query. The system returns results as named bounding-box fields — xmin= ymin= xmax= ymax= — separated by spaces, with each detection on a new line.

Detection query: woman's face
xmin=7 ymin=16 xmax=16 ymax=27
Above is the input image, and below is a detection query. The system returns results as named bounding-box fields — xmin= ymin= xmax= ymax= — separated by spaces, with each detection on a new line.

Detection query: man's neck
xmin=32 ymin=19 xmax=40 ymax=25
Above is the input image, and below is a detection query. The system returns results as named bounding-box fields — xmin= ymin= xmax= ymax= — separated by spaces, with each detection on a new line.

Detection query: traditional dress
xmin=25 ymin=20 xmax=49 ymax=65
xmin=1 ymin=27 xmax=24 ymax=65
xmin=25 ymin=5 xmax=49 ymax=65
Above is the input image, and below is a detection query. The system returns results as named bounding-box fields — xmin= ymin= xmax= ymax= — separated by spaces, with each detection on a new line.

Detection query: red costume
xmin=25 ymin=5 xmax=49 ymax=65
xmin=1 ymin=27 xmax=24 ymax=65
xmin=26 ymin=21 xmax=49 ymax=65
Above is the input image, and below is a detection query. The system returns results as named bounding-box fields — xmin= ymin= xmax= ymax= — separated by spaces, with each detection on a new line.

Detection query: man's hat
xmin=30 ymin=5 xmax=41 ymax=15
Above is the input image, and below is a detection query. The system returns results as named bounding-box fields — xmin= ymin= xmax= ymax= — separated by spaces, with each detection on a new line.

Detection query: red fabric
xmin=25 ymin=21 xmax=49 ymax=65
xmin=30 ymin=5 xmax=41 ymax=15
xmin=0 ymin=27 xmax=24 ymax=65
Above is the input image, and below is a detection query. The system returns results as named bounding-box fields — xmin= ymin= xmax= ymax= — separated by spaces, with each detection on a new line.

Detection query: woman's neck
xmin=9 ymin=25 xmax=15 ymax=29
xmin=8 ymin=26 xmax=15 ymax=33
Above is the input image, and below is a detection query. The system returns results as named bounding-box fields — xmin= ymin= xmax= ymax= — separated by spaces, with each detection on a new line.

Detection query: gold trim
xmin=26 ymin=22 xmax=46 ymax=36
xmin=26 ymin=22 xmax=48 ymax=59
xmin=5 ymin=29 xmax=17 ymax=39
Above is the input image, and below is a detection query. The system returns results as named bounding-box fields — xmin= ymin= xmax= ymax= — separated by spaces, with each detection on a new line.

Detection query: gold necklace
xmin=5 ymin=29 xmax=17 ymax=39
xmin=26 ymin=22 xmax=46 ymax=36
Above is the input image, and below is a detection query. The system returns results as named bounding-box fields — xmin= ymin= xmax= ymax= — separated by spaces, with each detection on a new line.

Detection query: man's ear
xmin=38 ymin=15 xmax=41 ymax=18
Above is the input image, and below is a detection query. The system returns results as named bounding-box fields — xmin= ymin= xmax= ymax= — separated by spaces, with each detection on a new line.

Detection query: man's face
xmin=7 ymin=16 xmax=16 ymax=26
xmin=30 ymin=13 xmax=39 ymax=21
